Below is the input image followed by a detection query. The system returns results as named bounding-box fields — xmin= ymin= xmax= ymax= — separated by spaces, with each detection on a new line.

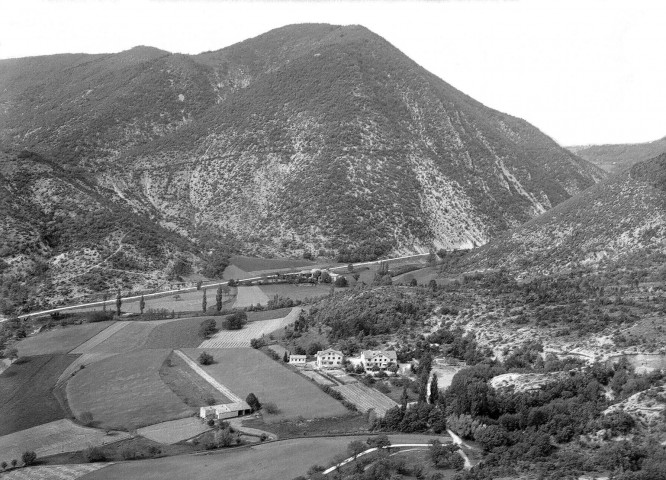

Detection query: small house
xmin=361 ymin=350 xmax=397 ymax=370
xmin=200 ymin=401 xmax=252 ymax=420
xmin=289 ymin=354 xmax=307 ymax=366
xmin=316 ymin=348 xmax=344 ymax=369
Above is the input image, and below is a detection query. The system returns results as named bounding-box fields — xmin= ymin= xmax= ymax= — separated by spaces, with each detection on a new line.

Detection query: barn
xmin=200 ymin=401 xmax=252 ymax=420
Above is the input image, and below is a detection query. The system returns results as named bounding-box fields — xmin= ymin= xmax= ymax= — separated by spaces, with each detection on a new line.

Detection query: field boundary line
xmin=173 ymin=350 xmax=241 ymax=402
xmin=69 ymin=321 xmax=129 ymax=354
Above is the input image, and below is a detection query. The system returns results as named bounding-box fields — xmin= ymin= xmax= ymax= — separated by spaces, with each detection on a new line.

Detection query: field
xmin=143 ymin=316 xmax=217 ymax=349
xmin=228 ymin=255 xmax=316 ymax=272
xmin=16 ymin=321 xmax=114 ymax=356
xmin=233 ymin=285 xmax=269 ymax=308
xmin=0 ymin=354 xmax=75 ymax=435
xmin=81 ymin=434 xmax=453 ymax=480
xmin=0 ymin=419 xmax=130 ymax=463
xmin=69 ymin=321 xmax=131 ymax=354
xmin=136 ymin=418 xmax=211 ymax=445
xmin=56 ymin=352 xmax=117 ymax=385
xmin=259 ymin=283 xmax=339 ymax=302
xmin=159 ymin=350 xmax=232 ymax=407
xmin=181 ymin=348 xmax=348 ymax=422
xmin=2 ymin=464 xmax=109 ymax=480
xmin=301 ymin=370 xmax=336 ymax=386
xmin=66 ymin=349 xmax=193 ymax=430
xmin=333 ymin=382 xmax=398 ymax=416
xmin=198 ymin=308 xmax=300 ymax=348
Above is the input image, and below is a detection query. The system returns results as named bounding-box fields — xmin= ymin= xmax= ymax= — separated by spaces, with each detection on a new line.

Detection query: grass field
xmin=16 ymin=321 xmax=115 ymax=356
xmin=136 ymin=418 xmax=211 ymax=445
xmin=0 ymin=419 xmax=130 ymax=463
xmin=181 ymin=348 xmax=348 ymax=422
xmin=66 ymin=349 xmax=193 ymax=430
xmin=0 ymin=354 xmax=75 ymax=436
xmin=259 ymin=283 xmax=339 ymax=302
xmin=198 ymin=308 xmax=300 ymax=348
xmin=233 ymin=286 xmax=269 ymax=308
xmin=143 ymin=316 xmax=215 ymax=349
xmin=159 ymin=350 xmax=231 ymax=407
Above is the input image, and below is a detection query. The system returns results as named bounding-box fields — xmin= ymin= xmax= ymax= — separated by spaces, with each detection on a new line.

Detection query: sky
xmin=1 ymin=0 xmax=664 ymax=146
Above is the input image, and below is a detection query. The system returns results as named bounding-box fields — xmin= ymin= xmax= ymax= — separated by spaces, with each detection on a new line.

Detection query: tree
xmin=216 ymin=286 xmax=223 ymax=311
xmin=429 ymin=374 xmax=439 ymax=405
xmin=1 ymin=461 xmax=7 ymax=470
xmin=199 ymin=319 xmax=218 ymax=338
xmin=21 ymin=451 xmax=37 ymax=466
xmin=428 ymin=279 xmax=437 ymax=291
xmin=283 ymin=351 xmax=289 ymax=363
xmin=139 ymin=295 xmax=145 ymax=315
xmin=410 ymin=278 xmax=418 ymax=287
xmin=224 ymin=311 xmax=247 ymax=330
xmin=198 ymin=351 xmax=214 ymax=365
xmin=334 ymin=276 xmax=348 ymax=287
xmin=196 ymin=281 xmax=203 ymax=290
xmin=246 ymin=392 xmax=261 ymax=412
xmin=115 ymin=289 xmax=122 ymax=316
xmin=320 ymin=271 xmax=331 ymax=283
xmin=202 ymin=288 xmax=207 ymax=313
xmin=427 ymin=251 xmax=437 ymax=266
xmin=11 ymin=459 xmax=17 ymax=468
xmin=347 ymin=440 xmax=366 ymax=460
xmin=347 ymin=263 xmax=354 ymax=272
xmin=367 ymin=434 xmax=391 ymax=449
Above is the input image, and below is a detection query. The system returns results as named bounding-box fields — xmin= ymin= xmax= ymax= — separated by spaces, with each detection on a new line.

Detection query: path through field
xmin=198 ymin=308 xmax=300 ymax=348
xmin=173 ymin=350 xmax=241 ymax=402
xmin=233 ymin=286 xmax=269 ymax=308
xmin=332 ymin=382 xmax=398 ymax=416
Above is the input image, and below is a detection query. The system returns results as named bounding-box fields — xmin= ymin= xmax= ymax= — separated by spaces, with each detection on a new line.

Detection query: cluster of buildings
xmin=288 ymin=348 xmax=398 ymax=371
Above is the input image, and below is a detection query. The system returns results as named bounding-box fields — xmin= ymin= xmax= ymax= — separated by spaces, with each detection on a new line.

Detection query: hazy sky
xmin=1 ymin=0 xmax=664 ymax=146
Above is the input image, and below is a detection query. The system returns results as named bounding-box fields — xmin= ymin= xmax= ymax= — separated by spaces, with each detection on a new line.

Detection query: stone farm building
xmin=289 ymin=354 xmax=306 ymax=366
xmin=200 ymin=401 xmax=252 ymax=420
xmin=361 ymin=350 xmax=397 ymax=370
xmin=316 ymin=348 xmax=344 ymax=369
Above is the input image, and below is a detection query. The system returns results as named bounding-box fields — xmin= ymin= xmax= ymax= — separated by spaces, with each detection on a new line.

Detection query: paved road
xmin=14 ymin=254 xmax=428 ymax=320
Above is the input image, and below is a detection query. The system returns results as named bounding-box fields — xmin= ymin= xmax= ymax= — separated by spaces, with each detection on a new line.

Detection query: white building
xmin=289 ymin=354 xmax=307 ymax=366
xmin=200 ymin=401 xmax=252 ymax=420
xmin=316 ymin=348 xmax=344 ymax=369
xmin=361 ymin=350 xmax=397 ymax=370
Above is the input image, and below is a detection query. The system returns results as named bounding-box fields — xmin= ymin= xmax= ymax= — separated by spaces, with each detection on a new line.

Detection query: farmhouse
xmin=200 ymin=401 xmax=252 ymax=420
xmin=361 ymin=350 xmax=397 ymax=370
xmin=316 ymin=348 xmax=343 ymax=369
xmin=289 ymin=354 xmax=306 ymax=366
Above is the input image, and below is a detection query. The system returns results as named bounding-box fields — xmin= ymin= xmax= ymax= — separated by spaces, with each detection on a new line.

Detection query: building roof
xmin=362 ymin=350 xmax=397 ymax=361
xmin=205 ymin=401 xmax=251 ymax=413
xmin=290 ymin=354 xmax=306 ymax=359
xmin=317 ymin=348 xmax=343 ymax=357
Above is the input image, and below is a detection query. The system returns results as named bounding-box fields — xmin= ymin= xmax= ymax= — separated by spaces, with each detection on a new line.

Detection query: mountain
xmin=567 ymin=135 xmax=666 ymax=174
xmin=0 ymin=24 xmax=607 ymax=309
xmin=453 ymin=153 xmax=666 ymax=278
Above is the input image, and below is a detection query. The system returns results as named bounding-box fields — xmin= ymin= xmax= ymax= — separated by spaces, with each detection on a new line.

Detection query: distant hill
xmin=567 ymin=136 xmax=666 ymax=174
xmin=0 ymin=23 xmax=607 ymax=311
xmin=454 ymin=153 xmax=666 ymax=277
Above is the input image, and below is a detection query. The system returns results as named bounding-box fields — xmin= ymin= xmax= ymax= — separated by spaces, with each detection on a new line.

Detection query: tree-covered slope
xmin=568 ymin=135 xmax=666 ymax=174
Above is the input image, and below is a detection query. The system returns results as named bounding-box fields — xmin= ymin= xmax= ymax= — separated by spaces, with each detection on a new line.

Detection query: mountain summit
xmin=0 ymin=24 xmax=606 ymax=306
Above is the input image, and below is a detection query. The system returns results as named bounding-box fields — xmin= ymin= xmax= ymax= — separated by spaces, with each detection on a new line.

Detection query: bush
xmin=224 ymin=311 xmax=247 ymax=330
xmin=246 ymin=392 xmax=261 ymax=412
xmin=334 ymin=276 xmax=348 ymax=287
xmin=80 ymin=411 xmax=94 ymax=426
xmin=21 ymin=451 xmax=37 ymax=466
xmin=199 ymin=318 xmax=218 ymax=338
xmin=86 ymin=311 xmax=114 ymax=323
xmin=250 ymin=337 xmax=266 ymax=349
xmin=198 ymin=351 xmax=214 ymax=365
xmin=263 ymin=402 xmax=281 ymax=415
xmin=85 ymin=446 xmax=106 ymax=462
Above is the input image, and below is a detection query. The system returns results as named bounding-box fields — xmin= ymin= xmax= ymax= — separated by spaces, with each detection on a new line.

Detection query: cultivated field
xmin=162 ymin=350 xmax=234 ymax=404
xmin=0 ymin=354 xmax=75 ymax=436
xmin=259 ymin=283 xmax=338 ymax=302
xmin=300 ymin=370 xmax=336 ymax=386
xmin=0 ymin=419 xmax=130 ymax=463
xmin=228 ymin=256 xmax=316 ymax=272
xmin=136 ymin=418 xmax=211 ymax=445
xmin=198 ymin=308 xmax=300 ymax=348
xmin=143 ymin=316 xmax=218 ymax=349
xmin=16 ymin=321 xmax=114 ymax=356
xmin=2 ymin=464 xmax=110 ymax=480
xmin=181 ymin=348 xmax=348 ymax=422
xmin=69 ymin=321 xmax=130 ymax=354
xmin=56 ymin=352 xmax=118 ymax=385
xmin=66 ymin=349 xmax=193 ymax=430
xmin=233 ymin=286 xmax=269 ymax=308
xmin=333 ymin=382 xmax=398 ymax=416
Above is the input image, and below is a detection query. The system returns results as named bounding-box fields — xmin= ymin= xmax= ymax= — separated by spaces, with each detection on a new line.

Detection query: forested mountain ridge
xmin=450 ymin=153 xmax=666 ymax=278
xmin=0 ymin=24 xmax=607 ymax=310
xmin=568 ymin=135 xmax=666 ymax=174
